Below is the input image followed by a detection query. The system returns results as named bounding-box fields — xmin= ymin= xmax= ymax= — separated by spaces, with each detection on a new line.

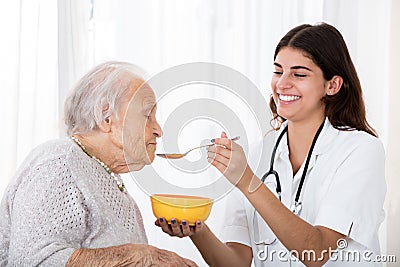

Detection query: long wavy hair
xmin=269 ymin=23 xmax=377 ymax=137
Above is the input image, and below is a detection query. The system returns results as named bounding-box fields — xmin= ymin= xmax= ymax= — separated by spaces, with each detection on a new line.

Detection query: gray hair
xmin=64 ymin=61 xmax=147 ymax=135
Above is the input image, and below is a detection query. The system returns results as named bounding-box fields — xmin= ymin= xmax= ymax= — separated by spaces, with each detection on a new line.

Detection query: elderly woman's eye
xmin=144 ymin=110 xmax=151 ymax=117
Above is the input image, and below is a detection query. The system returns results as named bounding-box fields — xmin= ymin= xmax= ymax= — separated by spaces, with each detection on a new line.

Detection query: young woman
xmin=157 ymin=23 xmax=386 ymax=266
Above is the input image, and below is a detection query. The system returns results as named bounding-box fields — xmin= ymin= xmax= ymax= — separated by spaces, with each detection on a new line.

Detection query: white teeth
xmin=279 ymin=94 xmax=300 ymax=101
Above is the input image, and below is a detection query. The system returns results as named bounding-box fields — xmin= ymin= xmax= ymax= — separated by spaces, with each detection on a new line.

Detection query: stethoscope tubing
xmin=261 ymin=126 xmax=288 ymax=200
xmin=261 ymin=121 xmax=324 ymax=207
xmin=253 ymin=121 xmax=325 ymax=247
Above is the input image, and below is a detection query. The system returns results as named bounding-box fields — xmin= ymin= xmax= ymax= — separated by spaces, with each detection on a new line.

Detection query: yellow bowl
xmin=151 ymin=194 xmax=213 ymax=225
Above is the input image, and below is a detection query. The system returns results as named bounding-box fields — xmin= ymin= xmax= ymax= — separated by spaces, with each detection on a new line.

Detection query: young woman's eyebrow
xmin=273 ymin=62 xmax=312 ymax=72
xmin=273 ymin=62 xmax=282 ymax=68
xmin=291 ymin=65 xmax=312 ymax=71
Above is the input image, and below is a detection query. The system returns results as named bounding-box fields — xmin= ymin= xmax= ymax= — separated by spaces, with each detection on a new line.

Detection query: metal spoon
xmin=157 ymin=136 xmax=240 ymax=159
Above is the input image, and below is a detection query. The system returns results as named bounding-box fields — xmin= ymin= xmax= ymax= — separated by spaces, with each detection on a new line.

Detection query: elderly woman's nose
xmin=153 ymin=121 xmax=163 ymax=137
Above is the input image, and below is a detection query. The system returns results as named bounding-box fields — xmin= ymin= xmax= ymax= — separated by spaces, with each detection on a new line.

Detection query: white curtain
xmin=1 ymin=0 xmax=399 ymax=265
xmin=0 ymin=0 xmax=59 ymax=194
xmin=384 ymin=0 xmax=400 ymax=260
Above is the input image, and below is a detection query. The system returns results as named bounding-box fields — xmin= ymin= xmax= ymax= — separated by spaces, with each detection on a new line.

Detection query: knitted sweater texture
xmin=0 ymin=139 xmax=147 ymax=266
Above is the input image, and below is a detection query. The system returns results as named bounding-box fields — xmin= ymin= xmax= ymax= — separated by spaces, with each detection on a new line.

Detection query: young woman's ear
xmin=326 ymin=75 xmax=343 ymax=96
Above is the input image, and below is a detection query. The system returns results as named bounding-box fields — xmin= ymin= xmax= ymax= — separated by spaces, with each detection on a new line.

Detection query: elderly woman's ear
xmin=98 ymin=116 xmax=113 ymax=132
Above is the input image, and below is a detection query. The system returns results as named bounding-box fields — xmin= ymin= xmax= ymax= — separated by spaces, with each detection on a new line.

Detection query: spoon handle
xmin=186 ymin=136 xmax=240 ymax=153
xmin=156 ymin=136 xmax=240 ymax=159
xmin=230 ymin=136 xmax=240 ymax=142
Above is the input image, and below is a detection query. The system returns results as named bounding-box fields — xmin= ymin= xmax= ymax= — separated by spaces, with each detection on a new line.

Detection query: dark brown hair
xmin=269 ymin=23 xmax=377 ymax=137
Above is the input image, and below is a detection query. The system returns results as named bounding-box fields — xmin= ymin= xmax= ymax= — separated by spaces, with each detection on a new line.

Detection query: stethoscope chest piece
xmin=290 ymin=202 xmax=303 ymax=216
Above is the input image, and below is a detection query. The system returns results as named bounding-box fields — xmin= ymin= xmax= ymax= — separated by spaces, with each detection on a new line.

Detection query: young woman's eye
xmin=273 ymin=71 xmax=283 ymax=75
xmin=294 ymin=73 xmax=307 ymax=77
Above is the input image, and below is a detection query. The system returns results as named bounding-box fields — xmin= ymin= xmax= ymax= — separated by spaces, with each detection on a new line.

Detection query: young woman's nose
xmin=276 ymin=73 xmax=293 ymax=90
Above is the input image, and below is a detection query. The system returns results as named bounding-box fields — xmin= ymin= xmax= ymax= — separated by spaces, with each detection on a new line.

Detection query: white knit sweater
xmin=0 ymin=139 xmax=148 ymax=266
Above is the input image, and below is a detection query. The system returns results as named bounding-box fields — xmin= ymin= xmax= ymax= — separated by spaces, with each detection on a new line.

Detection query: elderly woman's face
xmin=114 ymin=79 xmax=162 ymax=172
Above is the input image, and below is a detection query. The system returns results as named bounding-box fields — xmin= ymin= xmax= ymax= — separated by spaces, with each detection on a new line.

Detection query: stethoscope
xmin=253 ymin=121 xmax=325 ymax=249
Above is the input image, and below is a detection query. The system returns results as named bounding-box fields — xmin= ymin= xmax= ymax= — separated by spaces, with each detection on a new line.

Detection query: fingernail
xmin=210 ymin=138 xmax=215 ymax=143
xmin=159 ymin=218 xmax=164 ymax=223
xmin=171 ymin=219 xmax=176 ymax=224
xmin=182 ymin=221 xmax=187 ymax=226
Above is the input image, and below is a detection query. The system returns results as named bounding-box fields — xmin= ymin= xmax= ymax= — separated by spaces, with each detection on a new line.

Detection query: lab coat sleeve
xmin=313 ymin=134 xmax=386 ymax=254
xmin=219 ymin=135 xmax=274 ymax=247
xmin=219 ymin=188 xmax=251 ymax=247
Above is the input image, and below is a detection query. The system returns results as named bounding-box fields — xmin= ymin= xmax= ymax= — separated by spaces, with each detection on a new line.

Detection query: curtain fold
xmin=58 ymin=0 xmax=93 ymax=128
xmin=0 ymin=0 xmax=58 ymax=196
xmin=0 ymin=0 xmax=21 ymax=196
xmin=385 ymin=0 xmax=400 ymax=259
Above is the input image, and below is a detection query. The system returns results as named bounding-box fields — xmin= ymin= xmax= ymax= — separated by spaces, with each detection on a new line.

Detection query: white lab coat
xmin=220 ymin=118 xmax=386 ymax=266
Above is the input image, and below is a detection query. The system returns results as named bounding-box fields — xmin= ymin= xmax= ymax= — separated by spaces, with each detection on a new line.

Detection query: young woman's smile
xmin=278 ymin=94 xmax=301 ymax=103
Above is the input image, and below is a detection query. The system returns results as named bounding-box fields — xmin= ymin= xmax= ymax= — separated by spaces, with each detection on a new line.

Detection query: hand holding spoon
xmin=157 ymin=136 xmax=240 ymax=159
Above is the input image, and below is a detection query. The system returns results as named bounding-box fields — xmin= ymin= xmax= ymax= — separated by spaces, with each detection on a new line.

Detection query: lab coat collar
xmin=274 ymin=118 xmax=340 ymax=157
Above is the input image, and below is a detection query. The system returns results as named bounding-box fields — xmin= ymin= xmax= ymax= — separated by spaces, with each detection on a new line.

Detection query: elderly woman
xmin=0 ymin=61 xmax=196 ymax=266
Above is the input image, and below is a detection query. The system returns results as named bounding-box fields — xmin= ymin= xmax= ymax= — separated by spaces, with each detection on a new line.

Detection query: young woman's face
xmin=271 ymin=47 xmax=329 ymax=124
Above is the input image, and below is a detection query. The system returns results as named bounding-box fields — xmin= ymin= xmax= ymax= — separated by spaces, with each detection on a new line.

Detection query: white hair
xmin=64 ymin=61 xmax=148 ymax=135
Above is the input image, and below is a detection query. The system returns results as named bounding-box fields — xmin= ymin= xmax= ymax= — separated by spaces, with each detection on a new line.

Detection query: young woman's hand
xmin=207 ymin=132 xmax=254 ymax=190
xmin=155 ymin=218 xmax=205 ymax=238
